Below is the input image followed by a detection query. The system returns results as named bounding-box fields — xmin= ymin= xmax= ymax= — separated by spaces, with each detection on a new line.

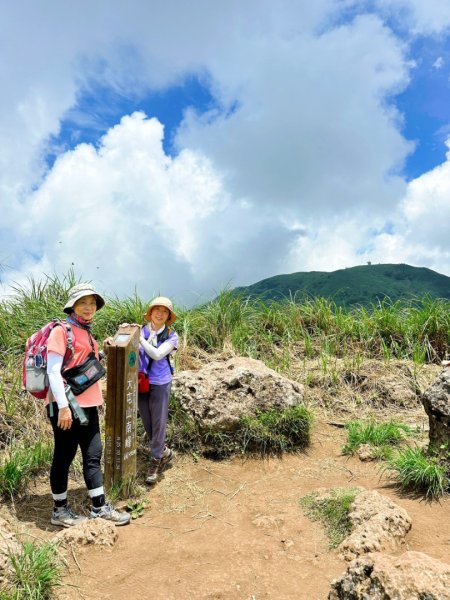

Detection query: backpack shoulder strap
xmin=157 ymin=327 xmax=174 ymax=374
xmin=52 ymin=319 xmax=75 ymax=367
xmin=157 ymin=326 xmax=170 ymax=344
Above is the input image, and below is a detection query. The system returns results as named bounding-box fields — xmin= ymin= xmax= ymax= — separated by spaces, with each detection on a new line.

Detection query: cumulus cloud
xmin=374 ymin=0 xmax=450 ymax=34
xmin=3 ymin=112 xmax=298 ymax=303
xmin=177 ymin=13 xmax=411 ymax=218
xmin=1 ymin=1 xmax=450 ymax=304
xmin=361 ymin=139 xmax=450 ymax=273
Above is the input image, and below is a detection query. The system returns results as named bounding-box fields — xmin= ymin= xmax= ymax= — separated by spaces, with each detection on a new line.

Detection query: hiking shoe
xmin=51 ymin=505 xmax=86 ymax=528
xmin=90 ymin=502 xmax=131 ymax=526
xmin=146 ymin=458 xmax=162 ymax=484
xmin=161 ymin=446 xmax=173 ymax=465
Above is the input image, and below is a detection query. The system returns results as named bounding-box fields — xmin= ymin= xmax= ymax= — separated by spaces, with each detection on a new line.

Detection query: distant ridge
xmin=232 ymin=264 xmax=450 ymax=307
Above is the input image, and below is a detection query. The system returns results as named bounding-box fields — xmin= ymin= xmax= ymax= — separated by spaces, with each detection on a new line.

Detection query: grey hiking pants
xmin=138 ymin=382 xmax=172 ymax=460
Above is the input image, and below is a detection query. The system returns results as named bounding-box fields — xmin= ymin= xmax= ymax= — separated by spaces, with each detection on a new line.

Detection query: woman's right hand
xmin=57 ymin=406 xmax=73 ymax=430
xmin=103 ymin=337 xmax=114 ymax=355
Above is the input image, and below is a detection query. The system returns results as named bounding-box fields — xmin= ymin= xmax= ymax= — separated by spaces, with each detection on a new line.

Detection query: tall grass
xmin=4 ymin=539 xmax=62 ymax=599
xmin=0 ymin=271 xmax=79 ymax=355
xmin=1 ymin=272 xmax=449 ymax=364
xmin=1 ymin=271 xmax=449 ymax=484
xmin=0 ymin=439 xmax=54 ymax=497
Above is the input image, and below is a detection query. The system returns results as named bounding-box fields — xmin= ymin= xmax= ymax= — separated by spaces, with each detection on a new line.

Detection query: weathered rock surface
xmin=342 ymin=361 xmax=419 ymax=408
xmin=172 ymin=357 xmax=304 ymax=431
xmin=252 ymin=514 xmax=285 ymax=529
xmin=421 ymin=367 xmax=450 ymax=449
xmin=356 ymin=443 xmax=377 ymax=461
xmin=53 ymin=518 xmax=118 ymax=548
xmin=339 ymin=490 xmax=411 ymax=561
xmin=329 ymin=551 xmax=450 ymax=600
xmin=0 ymin=516 xmax=21 ymax=584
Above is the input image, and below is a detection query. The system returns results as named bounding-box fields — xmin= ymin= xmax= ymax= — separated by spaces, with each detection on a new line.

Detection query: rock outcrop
xmin=53 ymin=518 xmax=118 ymax=548
xmin=339 ymin=490 xmax=412 ymax=561
xmin=172 ymin=357 xmax=304 ymax=432
xmin=421 ymin=367 xmax=450 ymax=450
xmin=329 ymin=551 xmax=450 ymax=600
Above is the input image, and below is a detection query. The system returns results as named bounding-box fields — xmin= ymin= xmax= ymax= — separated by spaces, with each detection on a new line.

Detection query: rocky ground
xmin=2 ymin=418 xmax=450 ymax=599
xmin=1 ymin=358 xmax=449 ymax=599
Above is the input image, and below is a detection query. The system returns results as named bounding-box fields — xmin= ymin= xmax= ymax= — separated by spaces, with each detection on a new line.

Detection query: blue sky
xmin=46 ymin=75 xmax=218 ymax=166
xmin=1 ymin=0 xmax=450 ymax=304
xmin=396 ymin=35 xmax=450 ymax=178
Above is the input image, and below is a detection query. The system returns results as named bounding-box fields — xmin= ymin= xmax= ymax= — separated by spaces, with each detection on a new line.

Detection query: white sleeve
xmin=139 ymin=337 xmax=175 ymax=361
xmin=47 ymin=352 xmax=69 ymax=409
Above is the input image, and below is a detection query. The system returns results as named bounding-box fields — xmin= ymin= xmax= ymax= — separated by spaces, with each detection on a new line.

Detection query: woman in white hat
xmin=46 ymin=283 xmax=130 ymax=527
xmin=138 ymin=296 xmax=179 ymax=484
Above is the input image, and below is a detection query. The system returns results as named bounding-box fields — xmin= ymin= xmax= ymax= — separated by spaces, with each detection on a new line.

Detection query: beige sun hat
xmin=63 ymin=283 xmax=106 ymax=314
xmin=144 ymin=296 xmax=177 ymax=326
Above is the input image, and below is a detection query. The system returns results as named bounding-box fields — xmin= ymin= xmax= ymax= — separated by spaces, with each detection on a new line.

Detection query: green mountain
xmin=232 ymin=264 xmax=450 ymax=307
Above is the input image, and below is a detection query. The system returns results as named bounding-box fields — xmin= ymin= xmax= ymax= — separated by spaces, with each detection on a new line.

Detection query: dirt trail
xmin=17 ymin=421 xmax=444 ymax=600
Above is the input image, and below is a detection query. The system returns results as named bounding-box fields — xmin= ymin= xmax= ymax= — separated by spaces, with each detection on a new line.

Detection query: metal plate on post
xmin=104 ymin=325 xmax=140 ymax=494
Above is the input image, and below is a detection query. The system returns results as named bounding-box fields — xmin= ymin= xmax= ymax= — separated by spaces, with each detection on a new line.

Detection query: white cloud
xmin=10 ymin=113 xmax=225 ymax=298
xmin=1 ymin=1 xmax=450 ymax=304
xmin=176 ymin=14 xmax=411 ymax=220
xmin=374 ymin=0 xmax=450 ymax=34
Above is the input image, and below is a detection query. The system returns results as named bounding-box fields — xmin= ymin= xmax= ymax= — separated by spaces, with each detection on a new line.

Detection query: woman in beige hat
xmin=46 ymin=283 xmax=130 ymax=527
xmin=138 ymin=296 xmax=178 ymax=484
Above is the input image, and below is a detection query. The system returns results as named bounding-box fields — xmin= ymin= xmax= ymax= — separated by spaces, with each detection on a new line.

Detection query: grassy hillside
xmin=232 ymin=264 xmax=450 ymax=307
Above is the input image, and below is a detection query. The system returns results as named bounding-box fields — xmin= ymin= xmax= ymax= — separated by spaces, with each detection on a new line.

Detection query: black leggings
xmin=48 ymin=403 xmax=103 ymax=495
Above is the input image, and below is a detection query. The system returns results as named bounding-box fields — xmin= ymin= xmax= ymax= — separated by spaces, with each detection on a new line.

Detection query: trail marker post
xmin=104 ymin=325 xmax=140 ymax=495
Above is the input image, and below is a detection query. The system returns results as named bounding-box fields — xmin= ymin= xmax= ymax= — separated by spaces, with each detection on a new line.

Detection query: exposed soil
xmin=7 ymin=416 xmax=450 ymax=600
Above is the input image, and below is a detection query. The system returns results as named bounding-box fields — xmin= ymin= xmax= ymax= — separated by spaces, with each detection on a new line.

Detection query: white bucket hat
xmin=63 ymin=283 xmax=106 ymax=314
xmin=144 ymin=296 xmax=176 ymax=326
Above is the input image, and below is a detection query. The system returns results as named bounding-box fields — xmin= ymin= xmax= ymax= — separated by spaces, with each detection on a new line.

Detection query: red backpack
xmin=23 ymin=319 xmax=74 ymax=399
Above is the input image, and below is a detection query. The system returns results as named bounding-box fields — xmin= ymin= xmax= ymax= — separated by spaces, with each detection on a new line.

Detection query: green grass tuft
xmin=5 ymin=540 xmax=62 ymax=599
xmin=166 ymin=397 xmax=312 ymax=458
xmin=0 ymin=440 xmax=53 ymax=497
xmin=386 ymin=446 xmax=449 ymax=498
xmin=299 ymin=487 xmax=359 ymax=548
xmin=240 ymin=405 xmax=312 ymax=454
xmin=342 ymin=420 xmax=415 ymax=456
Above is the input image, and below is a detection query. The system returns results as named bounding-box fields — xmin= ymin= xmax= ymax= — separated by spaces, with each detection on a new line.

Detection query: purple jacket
xmin=138 ymin=325 xmax=178 ymax=386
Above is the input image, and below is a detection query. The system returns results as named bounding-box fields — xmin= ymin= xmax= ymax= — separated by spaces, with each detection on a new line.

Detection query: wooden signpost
xmin=104 ymin=325 xmax=140 ymax=494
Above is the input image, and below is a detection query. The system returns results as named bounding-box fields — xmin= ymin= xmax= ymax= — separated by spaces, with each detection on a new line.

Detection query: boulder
xmin=421 ymin=367 xmax=450 ymax=450
xmin=329 ymin=551 xmax=450 ymax=600
xmin=172 ymin=357 xmax=304 ymax=432
xmin=339 ymin=490 xmax=411 ymax=561
xmin=53 ymin=518 xmax=118 ymax=548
